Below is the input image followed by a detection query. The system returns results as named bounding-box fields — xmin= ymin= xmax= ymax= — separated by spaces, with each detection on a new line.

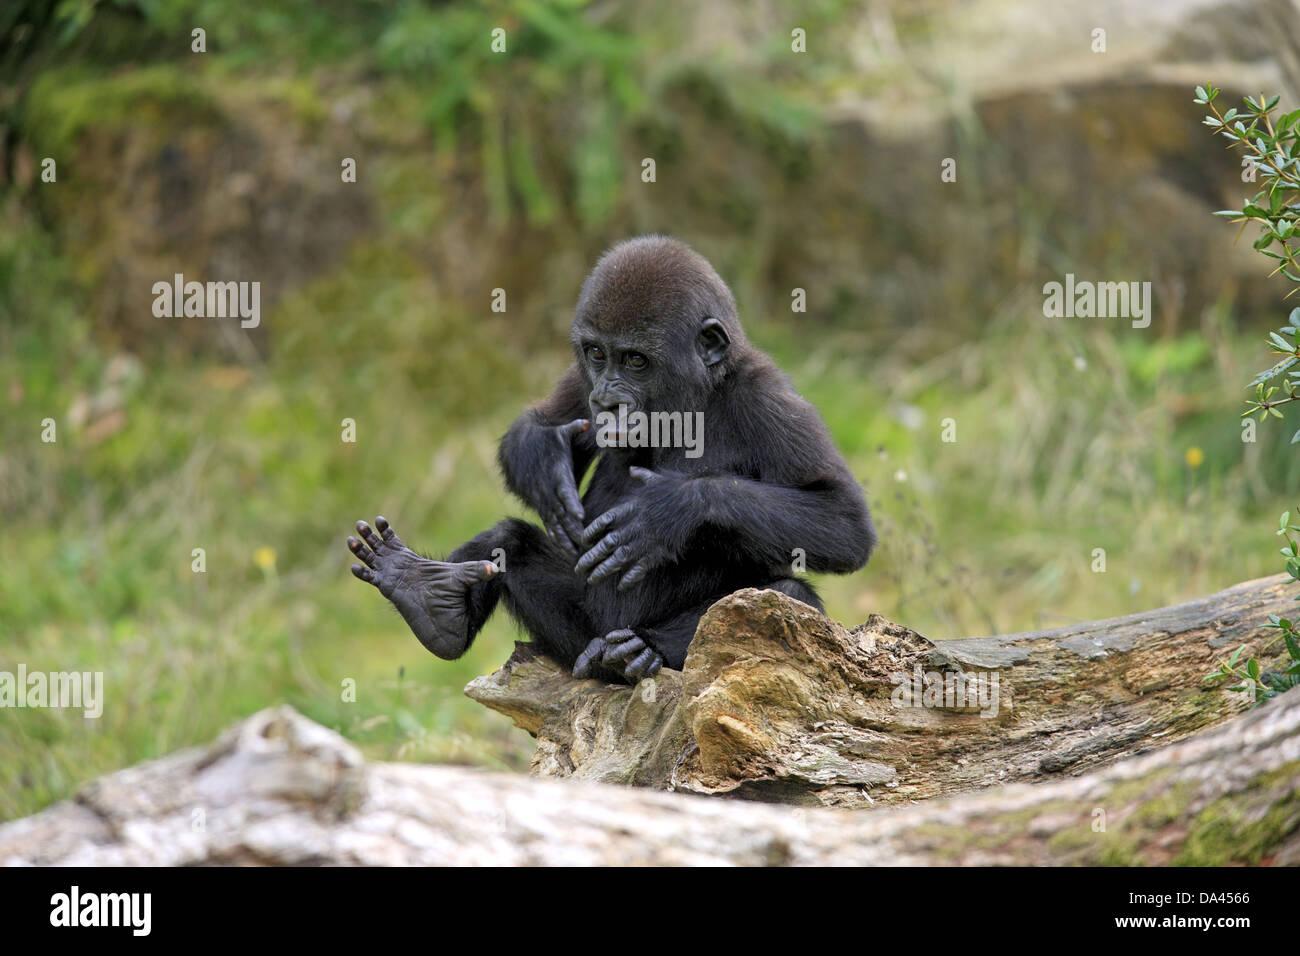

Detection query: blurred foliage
xmin=5 ymin=0 xmax=829 ymax=232
xmin=0 ymin=2 xmax=1297 ymax=819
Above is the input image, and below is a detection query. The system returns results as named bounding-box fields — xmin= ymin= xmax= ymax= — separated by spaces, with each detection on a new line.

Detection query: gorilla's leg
xmin=641 ymin=579 xmax=822 ymax=667
xmin=350 ymin=515 xmax=631 ymax=675
xmin=763 ymin=577 xmax=824 ymax=613
xmin=447 ymin=517 xmax=601 ymax=669
xmin=571 ymin=578 xmax=827 ymax=683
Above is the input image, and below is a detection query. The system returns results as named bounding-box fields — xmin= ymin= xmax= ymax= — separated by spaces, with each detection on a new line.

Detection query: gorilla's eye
xmin=625 ymin=353 xmax=648 ymax=370
xmin=585 ymin=345 xmax=605 ymax=363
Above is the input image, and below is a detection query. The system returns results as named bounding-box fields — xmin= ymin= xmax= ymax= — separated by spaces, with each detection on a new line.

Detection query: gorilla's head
xmin=571 ymin=235 xmax=745 ymax=419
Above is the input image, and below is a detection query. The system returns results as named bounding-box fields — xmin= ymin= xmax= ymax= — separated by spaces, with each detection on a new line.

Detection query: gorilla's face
xmin=573 ymin=315 xmax=732 ymax=427
xmin=578 ymin=334 xmax=655 ymax=419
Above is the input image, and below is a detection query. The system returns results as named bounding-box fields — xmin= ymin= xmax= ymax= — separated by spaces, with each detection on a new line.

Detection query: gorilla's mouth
xmin=591 ymin=404 xmax=639 ymax=431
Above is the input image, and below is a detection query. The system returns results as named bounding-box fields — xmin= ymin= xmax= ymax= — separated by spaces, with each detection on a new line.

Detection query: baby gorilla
xmin=347 ymin=235 xmax=876 ymax=683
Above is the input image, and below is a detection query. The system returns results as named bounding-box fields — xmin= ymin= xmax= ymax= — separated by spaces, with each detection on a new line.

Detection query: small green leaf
xmin=1249 ymin=355 xmax=1298 ymax=386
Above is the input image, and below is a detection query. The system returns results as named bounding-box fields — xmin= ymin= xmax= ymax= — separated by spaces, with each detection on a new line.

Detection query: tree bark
xmin=466 ymin=575 xmax=1297 ymax=807
xmin=0 ymin=691 xmax=1295 ymax=865
xmin=2 ymin=575 xmax=1295 ymax=865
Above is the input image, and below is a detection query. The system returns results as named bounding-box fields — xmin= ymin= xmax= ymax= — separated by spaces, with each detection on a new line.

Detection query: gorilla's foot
xmin=347 ymin=516 xmax=496 ymax=660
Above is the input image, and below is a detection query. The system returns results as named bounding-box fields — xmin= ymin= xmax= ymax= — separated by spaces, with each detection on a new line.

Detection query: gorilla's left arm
xmin=674 ymin=468 xmax=873 ymax=572
xmin=576 ymin=399 xmax=875 ymax=588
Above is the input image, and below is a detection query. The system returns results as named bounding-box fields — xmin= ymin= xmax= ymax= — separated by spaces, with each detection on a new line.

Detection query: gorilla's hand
xmin=348 ymin=516 xmax=497 ymax=659
xmin=575 ymin=467 xmax=688 ymax=590
xmin=518 ymin=419 xmax=589 ymax=555
xmin=573 ymin=628 xmax=664 ymax=681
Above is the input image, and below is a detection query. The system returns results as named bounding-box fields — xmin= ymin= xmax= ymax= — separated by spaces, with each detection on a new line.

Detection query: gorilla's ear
xmin=696 ymin=317 xmax=731 ymax=367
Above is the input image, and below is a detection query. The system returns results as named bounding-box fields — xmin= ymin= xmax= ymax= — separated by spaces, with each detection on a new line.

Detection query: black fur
xmin=348 ymin=235 xmax=875 ymax=683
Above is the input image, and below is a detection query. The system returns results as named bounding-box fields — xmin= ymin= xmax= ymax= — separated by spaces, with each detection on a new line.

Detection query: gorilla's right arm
xmin=498 ymin=364 xmax=596 ymax=553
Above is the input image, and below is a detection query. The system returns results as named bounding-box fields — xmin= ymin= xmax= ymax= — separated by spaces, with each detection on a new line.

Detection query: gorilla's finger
xmin=558 ymin=508 xmax=585 ymax=545
xmin=604 ymin=628 xmax=639 ymax=645
xmin=375 ymin=515 xmax=398 ymax=542
xmin=573 ymin=637 xmax=608 ymax=678
xmin=575 ymin=531 xmax=621 ymax=575
xmin=628 ymin=466 xmax=659 ymax=484
xmin=556 ymin=472 xmax=584 ymax=524
xmin=356 ymin=520 xmax=385 ymax=553
xmin=558 ymin=419 xmax=590 ymax=441
xmin=541 ymin=505 xmax=577 ymax=548
xmin=602 ymin=635 xmax=646 ymax=663
xmin=577 ymin=533 xmax=625 ymax=576
xmin=625 ymin=649 xmax=660 ymax=678
xmin=551 ymin=475 xmax=585 ymax=537
xmin=454 ymin=560 xmax=498 ymax=582
xmin=586 ymin=545 xmax=634 ymax=585
xmin=350 ymin=564 xmax=376 ymax=584
xmin=545 ymin=518 xmax=576 ymax=552
xmin=580 ymin=512 xmax=617 ymax=547
xmin=618 ymin=562 xmax=651 ymax=591
xmin=347 ymin=536 xmax=376 ymax=568
xmin=581 ymin=503 xmax=632 ymax=546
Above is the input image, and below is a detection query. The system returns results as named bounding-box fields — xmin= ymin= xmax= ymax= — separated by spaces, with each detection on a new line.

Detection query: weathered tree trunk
xmin=1 ymin=691 xmax=1295 ymax=865
xmin=2 ymin=575 xmax=1294 ymax=865
xmin=466 ymin=575 xmax=1297 ymax=808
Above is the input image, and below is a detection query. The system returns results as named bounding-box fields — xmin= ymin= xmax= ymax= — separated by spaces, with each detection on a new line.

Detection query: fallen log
xmin=0 ymin=692 xmax=1295 ymax=865
xmin=3 ymin=575 xmax=1294 ymax=865
xmin=466 ymin=575 xmax=1297 ymax=808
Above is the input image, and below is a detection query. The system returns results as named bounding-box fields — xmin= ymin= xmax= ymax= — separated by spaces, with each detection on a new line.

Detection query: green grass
xmin=2 ymin=2 xmax=1296 ymax=821
xmin=2 ymin=196 xmax=1291 ymax=819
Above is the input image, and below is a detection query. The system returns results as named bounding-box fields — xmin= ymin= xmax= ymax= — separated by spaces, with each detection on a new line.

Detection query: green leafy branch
xmin=1196 ymin=84 xmax=1300 ymax=437
xmin=1205 ymin=510 xmax=1300 ymax=702
xmin=1197 ymin=84 xmax=1300 ymax=702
